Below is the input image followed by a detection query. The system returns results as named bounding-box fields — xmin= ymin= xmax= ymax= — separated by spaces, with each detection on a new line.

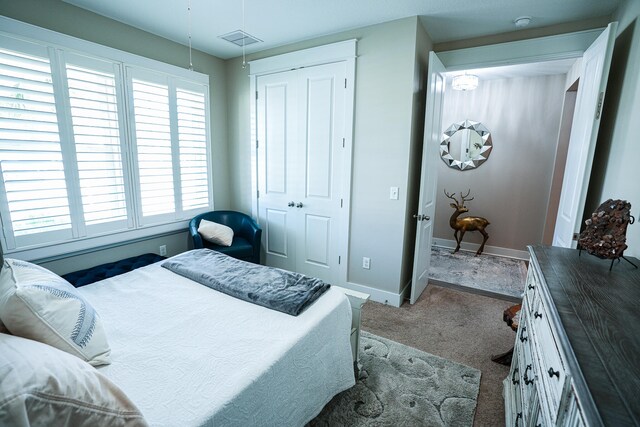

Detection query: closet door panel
xmin=296 ymin=63 xmax=346 ymax=283
xmin=305 ymin=76 xmax=333 ymax=199
xmin=257 ymin=71 xmax=298 ymax=271
xmin=303 ymin=214 xmax=331 ymax=266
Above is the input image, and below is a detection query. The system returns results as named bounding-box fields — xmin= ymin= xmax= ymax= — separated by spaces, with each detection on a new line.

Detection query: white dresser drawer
xmin=530 ymin=297 xmax=568 ymax=425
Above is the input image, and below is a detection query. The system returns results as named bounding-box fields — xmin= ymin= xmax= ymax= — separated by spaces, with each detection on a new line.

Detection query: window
xmin=0 ymin=27 xmax=211 ymax=259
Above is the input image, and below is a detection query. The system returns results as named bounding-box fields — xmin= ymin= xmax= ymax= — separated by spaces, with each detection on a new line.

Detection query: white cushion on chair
xmin=198 ymin=219 xmax=234 ymax=247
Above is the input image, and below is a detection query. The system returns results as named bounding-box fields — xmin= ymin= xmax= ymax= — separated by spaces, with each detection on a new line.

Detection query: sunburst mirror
xmin=440 ymin=120 xmax=493 ymax=170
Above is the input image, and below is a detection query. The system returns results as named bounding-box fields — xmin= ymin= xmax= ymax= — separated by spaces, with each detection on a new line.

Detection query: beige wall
xmin=434 ymin=74 xmax=566 ymax=251
xmin=586 ymin=0 xmax=640 ymax=258
xmin=0 ymin=0 xmax=229 ymax=273
xmin=226 ymin=17 xmax=431 ymax=295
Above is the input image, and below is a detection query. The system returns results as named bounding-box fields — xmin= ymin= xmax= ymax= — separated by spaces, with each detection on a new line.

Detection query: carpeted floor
xmin=310 ymin=331 xmax=481 ymax=426
xmin=360 ymin=284 xmax=516 ymax=426
xmin=429 ymin=246 xmax=527 ymax=300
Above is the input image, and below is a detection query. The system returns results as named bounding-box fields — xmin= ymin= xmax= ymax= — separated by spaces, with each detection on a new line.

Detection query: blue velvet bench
xmin=62 ymin=253 xmax=166 ymax=288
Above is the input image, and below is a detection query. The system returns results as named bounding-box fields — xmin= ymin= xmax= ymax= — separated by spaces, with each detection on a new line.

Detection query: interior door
xmin=256 ymin=70 xmax=299 ymax=271
xmin=410 ymin=52 xmax=446 ymax=304
xmin=295 ymin=62 xmax=346 ymax=283
xmin=553 ymin=22 xmax=617 ymax=248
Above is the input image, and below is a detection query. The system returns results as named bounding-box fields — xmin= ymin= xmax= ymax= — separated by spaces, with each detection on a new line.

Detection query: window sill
xmin=4 ymin=221 xmax=190 ymax=263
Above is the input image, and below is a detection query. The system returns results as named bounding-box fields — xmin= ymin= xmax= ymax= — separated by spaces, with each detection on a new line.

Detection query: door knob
xmin=296 ymin=202 xmax=304 ymax=208
xmin=413 ymin=214 xmax=421 ymax=221
xmin=422 ymin=215 xmax=430 ymax=221
xmin=288 ymin=201 xmax=295 ymax=207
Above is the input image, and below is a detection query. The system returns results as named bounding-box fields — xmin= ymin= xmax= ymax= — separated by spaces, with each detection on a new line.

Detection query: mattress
xmin=77 ymin=261 xmax=355 ymax=426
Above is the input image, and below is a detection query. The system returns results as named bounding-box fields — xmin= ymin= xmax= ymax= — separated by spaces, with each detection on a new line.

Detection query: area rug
xmin=309 ymin=332 xmax=481 ymax=426
xmin=428 ymin=246 xmax=527 ymax=299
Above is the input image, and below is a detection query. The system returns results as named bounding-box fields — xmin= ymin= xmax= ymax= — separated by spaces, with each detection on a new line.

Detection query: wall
xmin=586 ymin=0 xmax=640 ymax=258
xmin=434 ymin=75 xmax=566 ymax=251
xmin=0 ymin=0 xmax=229 ymax=273
xmin=226 ymin=17 xmax=430 ymax=297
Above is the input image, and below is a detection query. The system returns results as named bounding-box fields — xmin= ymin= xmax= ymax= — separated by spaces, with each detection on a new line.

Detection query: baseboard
xmin=432 ymin=239 xmax=529 ymax=260
xmin=342 ymin=281 xmax=404 ymax=307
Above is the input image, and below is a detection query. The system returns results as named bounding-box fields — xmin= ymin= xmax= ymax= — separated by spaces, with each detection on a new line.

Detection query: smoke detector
xmin=514 ymin=16 xmax=532 ymax=29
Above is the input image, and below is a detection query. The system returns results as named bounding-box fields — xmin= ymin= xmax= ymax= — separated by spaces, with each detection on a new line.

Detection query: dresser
xmin=504 ymin=245 xmax=640 ymax=426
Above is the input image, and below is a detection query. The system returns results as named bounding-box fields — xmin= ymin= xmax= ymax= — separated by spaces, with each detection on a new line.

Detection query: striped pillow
xmin=0 ymin=259 xmax=110 ymax=366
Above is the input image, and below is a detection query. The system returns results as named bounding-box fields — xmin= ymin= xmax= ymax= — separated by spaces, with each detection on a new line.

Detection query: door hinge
xmin=255 ymin=90 xmax=259 ymax=100
xmin=572 ymin=233 xmax=579 ymax=241
xmin=342 ymin=137 xmax=345 ymax=148
xmin=256 ymin=190 xmax=259 ymax=199
xmin=338 ymin=256 xmax=341 ymax=265
xmin=256 ymin=140 xmax=259 ymax=149
xmin=340 ymin=198 xmax=343 ymax=208
xmin=595 ymin=91 xmax=604 ymax=119
xmin=344 ymin=78 xmax=347 ymax=89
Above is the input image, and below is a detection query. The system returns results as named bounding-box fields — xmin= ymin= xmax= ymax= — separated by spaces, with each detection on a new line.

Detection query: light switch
xmin=390 ymin=186 xmax=399 ymax=200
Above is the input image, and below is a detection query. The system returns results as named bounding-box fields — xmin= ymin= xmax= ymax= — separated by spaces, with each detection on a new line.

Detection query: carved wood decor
xmin=578 ymin=199 xmax=633 ymax=259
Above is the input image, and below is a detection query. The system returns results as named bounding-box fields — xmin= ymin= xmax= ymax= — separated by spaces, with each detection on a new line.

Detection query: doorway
xmin=410 ymin=23 xmax=617 ymax=303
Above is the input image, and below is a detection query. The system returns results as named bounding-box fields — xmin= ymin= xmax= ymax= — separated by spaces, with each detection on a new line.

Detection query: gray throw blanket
xmin=162 ymin=249 xmax=330 ymax=316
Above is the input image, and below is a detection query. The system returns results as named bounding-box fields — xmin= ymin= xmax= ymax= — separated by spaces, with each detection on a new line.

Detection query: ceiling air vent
xmin=219 ymin=30 xmax=262 ymax=47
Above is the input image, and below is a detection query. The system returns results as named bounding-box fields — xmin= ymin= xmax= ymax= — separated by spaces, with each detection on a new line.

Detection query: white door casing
xmin=255 ymin=61 xmax=349 ymax=284
xmin=410 ymin=52 xmax=446 ymax=304
xmin=553 ymin=22 xmax=617 ymax=248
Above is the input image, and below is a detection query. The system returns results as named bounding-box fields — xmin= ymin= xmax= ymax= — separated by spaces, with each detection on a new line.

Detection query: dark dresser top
xmin=529 ymin=245 xmax=640 ymax=426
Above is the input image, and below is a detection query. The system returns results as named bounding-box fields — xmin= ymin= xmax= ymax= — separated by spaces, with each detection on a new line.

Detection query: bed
xmin=0 ymin=249 xmax=358 ymax=426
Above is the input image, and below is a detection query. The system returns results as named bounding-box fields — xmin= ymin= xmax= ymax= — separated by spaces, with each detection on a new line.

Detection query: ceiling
xmin=61 ymin=0 xmax=621 ymax=60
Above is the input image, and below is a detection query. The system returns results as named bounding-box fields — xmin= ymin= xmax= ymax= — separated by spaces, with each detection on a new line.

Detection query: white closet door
xmin=257 ymin=70 xmax=299 ymax=271
xmin=295 ymin=62 xmax=346 ymax=283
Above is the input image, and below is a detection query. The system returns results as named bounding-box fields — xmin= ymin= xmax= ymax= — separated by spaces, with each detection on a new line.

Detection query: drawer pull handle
xmin=524 ymin=364 xmax=534 ymax=385
xmin=534 ymin=311 xmax=542 ymax=319
xmin=512 ymin=367 xmax=520 ymax=385
xmin=519 ymin=326 xmax=528 ymax=343
xmin=528 ymin=284 xmax=535 ymax=290
xmin=548 ymin=367 xmax=560 ymax=379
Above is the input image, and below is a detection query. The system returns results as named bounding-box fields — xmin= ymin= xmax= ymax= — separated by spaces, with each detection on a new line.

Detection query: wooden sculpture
xmin=444 ymin=189 xmax=490 ymax=256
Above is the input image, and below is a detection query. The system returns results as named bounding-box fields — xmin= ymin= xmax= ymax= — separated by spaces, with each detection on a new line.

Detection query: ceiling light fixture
xmin=514 ymin=16 xmax=531 ymax=29
xmin=452 ymin=74 xmax=479 ymax=91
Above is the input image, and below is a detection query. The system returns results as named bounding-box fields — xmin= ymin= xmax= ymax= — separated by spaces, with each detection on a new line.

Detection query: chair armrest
xmin=189 ymin=219 xmax=204 ymax=249
xmin=238 ymin=217 xmax=262 ymax=263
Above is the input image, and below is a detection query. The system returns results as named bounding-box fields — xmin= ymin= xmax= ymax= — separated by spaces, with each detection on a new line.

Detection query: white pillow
xmin=0 ymin=333 xmax=148 ymax=427
xmin=0 ymin=259 xmax=111 ymax=366
xmin=198 ymin=219 xmax=234 ymax=246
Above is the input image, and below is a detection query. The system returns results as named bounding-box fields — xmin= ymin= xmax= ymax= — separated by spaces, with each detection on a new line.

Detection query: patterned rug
xmin=428 ymin=246 xmax=527 ymax=299
xmin=309 ymin=332 xmax=481 ymax=426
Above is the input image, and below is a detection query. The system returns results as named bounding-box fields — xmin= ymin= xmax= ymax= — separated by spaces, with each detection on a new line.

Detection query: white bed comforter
xmin=77 ymin=261 xmax=355 ymax=427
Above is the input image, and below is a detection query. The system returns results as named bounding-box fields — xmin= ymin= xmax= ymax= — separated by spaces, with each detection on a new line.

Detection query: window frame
xmin=0 ymin=16 xmax=213 ymax=262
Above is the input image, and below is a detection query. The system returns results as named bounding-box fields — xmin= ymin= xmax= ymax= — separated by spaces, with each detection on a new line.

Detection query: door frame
xmin=410 ymin=26 xmax=611 ymax=303
xmin=249 ymin=40 xmax=357 ymax=284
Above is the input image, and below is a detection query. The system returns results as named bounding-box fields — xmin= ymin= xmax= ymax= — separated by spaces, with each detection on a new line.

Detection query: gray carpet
xmin=310 ymin=331 xmax=481 ymax=426
xmin=429 ymin=246 xmax=527 ymax=300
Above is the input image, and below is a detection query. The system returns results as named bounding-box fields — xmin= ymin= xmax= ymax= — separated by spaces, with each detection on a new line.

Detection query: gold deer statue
xmin=444 ymin=189 xmax=490 ymax=256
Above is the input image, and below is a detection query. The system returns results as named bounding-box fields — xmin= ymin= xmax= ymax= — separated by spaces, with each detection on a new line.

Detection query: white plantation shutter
xmin=177 ymin=84 xmax=210 ymax=211
xmin=0 ymin=42 xmax=73 ymax=248
xmin=0 ymin=23 xmax=211 ymax=257
xmin=130 ymin=74 xmax=176 ymax=221
xmin=65 ymin=54 xmax=131 ymax=232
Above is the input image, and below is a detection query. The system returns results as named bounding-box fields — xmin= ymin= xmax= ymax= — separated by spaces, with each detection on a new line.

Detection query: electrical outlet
xmin=362 ymin=257 xmax=370 ymax=269
xmin=159 ymin=245 xmax=167 ymax=256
